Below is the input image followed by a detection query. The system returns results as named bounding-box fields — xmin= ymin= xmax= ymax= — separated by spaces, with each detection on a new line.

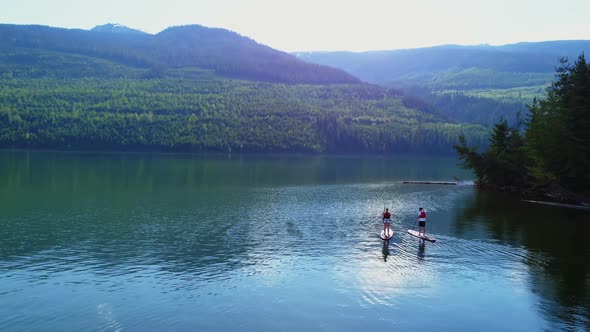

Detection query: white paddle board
xmin=407 ymin=229 xmax=436 ymax=242
xmin=380 ymin=229 xmax=394 ymax=240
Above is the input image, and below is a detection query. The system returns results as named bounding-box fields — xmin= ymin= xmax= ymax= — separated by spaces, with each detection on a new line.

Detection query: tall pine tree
xmin=527 ymin=54 xmax=590 ymax=194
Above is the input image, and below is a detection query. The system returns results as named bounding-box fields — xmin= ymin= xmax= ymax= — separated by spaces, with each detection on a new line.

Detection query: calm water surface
xmin=0 ymin=151 xmax=588 ymax=331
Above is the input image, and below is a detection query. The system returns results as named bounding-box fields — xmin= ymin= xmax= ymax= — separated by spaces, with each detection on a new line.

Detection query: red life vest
xmin=420 ymin=210 xmax=426 ymax=218
xmin=383 ymin=211 xmax=391 ymax=219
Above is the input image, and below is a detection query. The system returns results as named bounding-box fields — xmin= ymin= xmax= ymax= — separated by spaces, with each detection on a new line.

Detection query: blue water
xmin=0 ymin=151 xmax=588 ymax=331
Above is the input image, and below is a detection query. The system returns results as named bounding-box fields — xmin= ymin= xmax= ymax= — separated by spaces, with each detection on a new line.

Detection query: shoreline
xmin=479 ymin=183 xmax=590 ymax=211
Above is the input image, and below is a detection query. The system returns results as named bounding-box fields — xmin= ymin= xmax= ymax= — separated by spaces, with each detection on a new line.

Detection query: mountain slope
xmin=295 ymin=41 xmax=590 ymax=127
xmin=294 ymin=41 xmax=590 ymax=89
xmin=0 ymin=24 xmax=359 ymax=84
xmin=0 ymin=23 xmax=490 ymax=154
xmin=0 ymin=73 xmax=489 ymax=153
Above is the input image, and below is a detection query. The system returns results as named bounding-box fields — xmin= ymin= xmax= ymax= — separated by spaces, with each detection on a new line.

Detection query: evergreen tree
xmin=454 ymin=134 xmax=486 ymax=183
xmin=456 ymin=53 xmax=590 ymax=196
xmin=527 ymin=54 xmax=590 ymax=193
xmin=454 ymin=119 xmax=528 ymax=187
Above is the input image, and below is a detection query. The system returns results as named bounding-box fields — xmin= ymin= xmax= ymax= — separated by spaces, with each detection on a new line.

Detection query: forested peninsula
xmin=454 ymin=55 xmax=590 ymax=201
xmin=0 ymin=24 xmax=488 ymax=153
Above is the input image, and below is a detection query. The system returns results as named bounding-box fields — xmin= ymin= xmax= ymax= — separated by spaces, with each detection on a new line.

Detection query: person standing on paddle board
xmin=383 ymin=208 xmax=392 ymax=236
xmin=418 ymin=207 xmax=427 ymax=236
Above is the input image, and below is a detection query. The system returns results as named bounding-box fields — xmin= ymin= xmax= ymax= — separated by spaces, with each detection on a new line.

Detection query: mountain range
xmin=294 ymin=41 xmax=590 ymax=90
xmin=0 ymin=23 xmax=359 ymax=84
xmin=294 ymin=40 xmax=590 ymax=126
xmin=7 ymin=23 xmax=587 ymax=152
xmin=0 ymin=23 xmax=490 ymax=153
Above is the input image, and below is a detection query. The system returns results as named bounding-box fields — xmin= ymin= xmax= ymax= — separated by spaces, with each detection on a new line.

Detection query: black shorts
xmin=419 ymin=221 xmax=426 ymax=227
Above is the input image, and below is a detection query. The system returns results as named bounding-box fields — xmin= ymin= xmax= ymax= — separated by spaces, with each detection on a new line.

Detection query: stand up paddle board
xmin=407 ymin=229 xmax=436 ymax=242
xmin=380 ymin=229 xmax=394 ymax=240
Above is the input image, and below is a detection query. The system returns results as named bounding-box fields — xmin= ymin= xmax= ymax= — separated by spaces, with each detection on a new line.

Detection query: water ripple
xmin=0 ymin=158 xmax=588 ymax=331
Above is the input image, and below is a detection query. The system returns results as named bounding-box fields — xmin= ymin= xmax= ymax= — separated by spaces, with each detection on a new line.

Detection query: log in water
xmin=522 ymin=200 xmax=590 ymax=211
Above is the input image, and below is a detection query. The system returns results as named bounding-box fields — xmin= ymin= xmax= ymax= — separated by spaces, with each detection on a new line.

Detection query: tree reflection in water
xmin=455 ymin=191 xmax=590 ymax=330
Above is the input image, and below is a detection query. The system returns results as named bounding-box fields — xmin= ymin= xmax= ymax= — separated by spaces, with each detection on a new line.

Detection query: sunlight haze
xmin=2 ymin=0 xmax=590 ymax=51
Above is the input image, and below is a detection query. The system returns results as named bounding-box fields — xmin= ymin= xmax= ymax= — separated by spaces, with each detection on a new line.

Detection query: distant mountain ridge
xmin=294 ymin=40 xmax=590 ymax=89
xmin=91 ymin=23 xmax=147 ymax=35
xmin=0 ymin=23 xmax=359 ymax=84
xmin=294 ymin=40 xmax=590 ymax=127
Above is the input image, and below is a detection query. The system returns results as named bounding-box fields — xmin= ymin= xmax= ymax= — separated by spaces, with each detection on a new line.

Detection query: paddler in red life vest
xmin=418 ymin=207 xmax=427 ymax=236
xmin=383 ymin=208 xmax=392 ymax=236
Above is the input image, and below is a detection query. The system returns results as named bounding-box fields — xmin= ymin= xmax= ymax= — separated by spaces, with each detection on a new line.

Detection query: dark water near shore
xmin=0 ymin=151 xmax=588 ymax=331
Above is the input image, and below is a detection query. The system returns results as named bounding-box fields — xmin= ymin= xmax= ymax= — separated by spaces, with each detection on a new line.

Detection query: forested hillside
xmin=0 ymin=74 xmax=488 ymax=153
xmin=294 ymin=41 xmax=590 ymax=88
xmin=295 ymin=41 xmax=590 ymax=126
xmin=0 ymin=24 xmax=359 ymax=84
xmin=0 ymin=24 xmax=489 ymax=154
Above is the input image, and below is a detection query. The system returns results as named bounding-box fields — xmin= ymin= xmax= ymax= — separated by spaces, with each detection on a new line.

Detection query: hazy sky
xmin=2 ymin=0 xmax=589 ymax=52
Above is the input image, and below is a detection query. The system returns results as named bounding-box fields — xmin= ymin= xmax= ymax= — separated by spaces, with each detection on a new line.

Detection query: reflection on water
xmin=0 ymin=150 xmax=588 ymax=331
xmin=381 ymin=240 xmax=390 ymax=262
xmin=456 ymin=191 xmax=590 ymax=331
xmin=417 ymin=241 xmax=426 ymax=261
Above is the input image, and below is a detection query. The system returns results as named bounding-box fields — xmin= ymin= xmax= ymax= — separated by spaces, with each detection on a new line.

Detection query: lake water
xmin=0 ymin=151 xmax=588 ymax=331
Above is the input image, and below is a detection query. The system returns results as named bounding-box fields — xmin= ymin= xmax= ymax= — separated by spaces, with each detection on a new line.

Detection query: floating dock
xmin=402 ymin=181 xmax=458 ymax=185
